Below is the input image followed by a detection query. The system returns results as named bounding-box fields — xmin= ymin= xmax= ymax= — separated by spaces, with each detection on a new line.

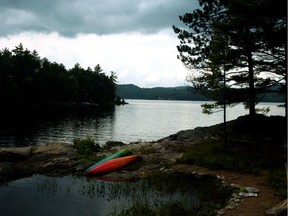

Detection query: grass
xmin=107 ymin=172 xmax=232 ymax=216
xmin=179 ymin=141 xmax=272 ymax=173
xmin=177 ymin=139 xmax=287 ymax=197
xmin=110 ymin=200 xmax=216 ymax=216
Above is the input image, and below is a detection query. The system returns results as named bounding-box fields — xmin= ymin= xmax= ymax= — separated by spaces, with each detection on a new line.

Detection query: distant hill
xmin=116 ymin=84 xmax=285 ymax=102
xmin=116 ymin=84 xmax=209 ymax=101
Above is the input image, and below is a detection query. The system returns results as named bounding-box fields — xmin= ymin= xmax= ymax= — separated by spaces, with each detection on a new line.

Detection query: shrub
xmin=73 ymin=137 xmax=99 ymax=155
xmin=267 ymin=169 xmax=287 ymax=198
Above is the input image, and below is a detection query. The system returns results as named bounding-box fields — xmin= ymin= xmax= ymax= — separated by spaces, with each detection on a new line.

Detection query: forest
xmin=0 ymin=44 xmax=116 ymax=106
xmin=116 ymin=84 xmax=209 ymax=101
xmin=116 ymin=84 xmax=285 ymax=102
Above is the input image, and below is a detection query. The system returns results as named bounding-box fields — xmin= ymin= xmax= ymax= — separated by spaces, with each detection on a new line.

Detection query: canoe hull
xmin=85 ymin=155 xmax=142 ymax=176
xmin=84 ymin=149 xmax=131 ymax=174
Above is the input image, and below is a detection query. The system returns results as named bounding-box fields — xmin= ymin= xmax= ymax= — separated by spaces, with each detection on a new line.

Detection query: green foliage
xmin=201 ymin=103 xmax=221 ymax=115
xmin=114 ymin=96 xmax=128 ymax=105
xmin=116 ymin=84 xmax=284 ymax=102
xmin=267 ymin=169 xmax=287 ymax=198
xmin=0 ymin=44 xmax=117 ymax=105
xmin=173 ymin=0 xmax=287 ymax=115
xmin=116 ymin=84 xmax=209 ymax=101
xmin=73 ymin=137 xmax=99 ymax=155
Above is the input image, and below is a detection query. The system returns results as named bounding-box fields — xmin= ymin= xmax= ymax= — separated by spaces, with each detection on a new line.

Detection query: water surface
xmin=0 ymin=100 xmax=284 ymax=147
xmin=0 ymin=100 xmax=283 ymax=215
xmin=0 ymin=173 xmax=232 ymax=216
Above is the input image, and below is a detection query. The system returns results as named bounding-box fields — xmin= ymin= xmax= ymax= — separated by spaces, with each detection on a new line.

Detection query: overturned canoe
xmin=85 ymin=155 xmax=142 ymax=176
xmin=84 ymin=149 xmax=131 ymax=174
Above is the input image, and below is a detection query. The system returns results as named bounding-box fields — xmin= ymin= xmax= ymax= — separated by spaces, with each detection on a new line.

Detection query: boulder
xmin=266 ymin=199 xmax=287 ymax=216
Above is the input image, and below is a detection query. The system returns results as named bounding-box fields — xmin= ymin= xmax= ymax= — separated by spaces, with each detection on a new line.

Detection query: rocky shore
xmin=0 ymin=114 xmax=287 ymax=215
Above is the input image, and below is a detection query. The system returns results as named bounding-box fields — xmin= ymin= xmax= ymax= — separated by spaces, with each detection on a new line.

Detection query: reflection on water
xmin=0 ymin=173 xmax=232 ymax=216
xmin=0 ymin=100 xmax=284 ymax=147
xmin=0 ymin=104 xmax=115 ymax=147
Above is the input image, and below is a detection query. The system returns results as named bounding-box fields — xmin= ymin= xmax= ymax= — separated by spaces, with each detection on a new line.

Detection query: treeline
xmin=116 ymin=84 xmax=209 ymax=101
xmin=116 ymin=84 xmax=285 ymax=102
xmin=0 ymin=44 xmax=116 ymax=105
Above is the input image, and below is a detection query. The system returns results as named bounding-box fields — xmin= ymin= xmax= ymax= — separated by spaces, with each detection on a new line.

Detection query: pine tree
xmin=173 ymin=0 xmax=287 ymax=116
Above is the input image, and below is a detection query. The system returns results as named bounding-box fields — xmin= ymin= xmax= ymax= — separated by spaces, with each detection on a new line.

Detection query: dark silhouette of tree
xmin=0 ymin=48 xmax=16 ymax=103
xmin=0 ymin=44 xmax=117 ymax=106
xmin=173 ymin=0 xmax=287 ymax=116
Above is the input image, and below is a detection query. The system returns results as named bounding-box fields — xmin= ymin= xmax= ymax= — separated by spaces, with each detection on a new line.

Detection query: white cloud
xmin=0 ymin=29 xmax=188 ymax=87
xmin=0 ymin=0 xmax=197 ymax=87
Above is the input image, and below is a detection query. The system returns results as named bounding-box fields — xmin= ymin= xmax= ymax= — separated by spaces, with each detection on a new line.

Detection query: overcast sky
xmin=0 ymin=0 xmax=198 ymax=87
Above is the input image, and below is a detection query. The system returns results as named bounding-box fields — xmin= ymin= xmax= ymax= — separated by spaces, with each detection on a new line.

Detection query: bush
xmin=73 ymin=137 xmax=99 ymax=155
xmin=267 ymin=169 xmax=287 ymax=198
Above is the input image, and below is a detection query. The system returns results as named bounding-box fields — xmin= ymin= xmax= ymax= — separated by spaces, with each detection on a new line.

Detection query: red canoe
xmin=85 ymin=155 xmax=142 ymax=176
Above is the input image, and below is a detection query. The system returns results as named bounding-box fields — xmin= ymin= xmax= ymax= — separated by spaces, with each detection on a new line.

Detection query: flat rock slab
xmin=0 ymin=143 xmax=78 ymax=179
xmin=0 ymin=146 xmax=33 ymax=157
xmin=32 ymin=142 xmax=76 ymax=155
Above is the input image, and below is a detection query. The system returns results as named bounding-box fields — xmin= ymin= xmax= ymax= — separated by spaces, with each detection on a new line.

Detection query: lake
xmin=0 ymin=172 xmax=233 ymax=216
xmin=0 ymin=100 xmax=284 ymax=215
xmin=0 ymin=100 xmax=285 ymax=147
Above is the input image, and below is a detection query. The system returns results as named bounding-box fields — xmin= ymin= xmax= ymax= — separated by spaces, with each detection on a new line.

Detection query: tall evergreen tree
xmin=0 ymin=44 xmax=118 ymax=105
xmin=173 ymin=0 xmax=287 ymax=115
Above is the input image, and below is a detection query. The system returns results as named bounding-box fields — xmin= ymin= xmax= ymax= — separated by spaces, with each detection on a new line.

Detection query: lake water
xmin=0 ymin=100 xmax=285 ymax=147
xmin=0 ymin=100 xmax=284 ymax=215
xmin=0 ymin=173 xmax=232 ymax=216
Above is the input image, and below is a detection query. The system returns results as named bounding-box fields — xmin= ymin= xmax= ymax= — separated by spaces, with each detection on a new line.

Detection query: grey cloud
xmin=0 ymin=0 xmax=197 ymax=36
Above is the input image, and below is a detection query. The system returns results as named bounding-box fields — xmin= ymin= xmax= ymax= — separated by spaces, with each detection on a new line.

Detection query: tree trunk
xmin=247 ymin=49 xmax=256 ymax=116
xmin=223 ymin=69 xmax=227 ymax=149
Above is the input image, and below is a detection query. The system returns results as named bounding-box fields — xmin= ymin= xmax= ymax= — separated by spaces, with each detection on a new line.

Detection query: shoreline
xmin=0 ymin=114 xmax=287 ymax=215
